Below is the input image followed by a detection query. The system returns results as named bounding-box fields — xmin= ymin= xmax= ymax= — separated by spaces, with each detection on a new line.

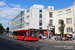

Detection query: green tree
xmin=6 ymin=27 xmax=9 ymax=32
xmin=59 ymin=20 xmax=65 ymax=37
xmin=0 ymin=23 xmax=5 ymax=31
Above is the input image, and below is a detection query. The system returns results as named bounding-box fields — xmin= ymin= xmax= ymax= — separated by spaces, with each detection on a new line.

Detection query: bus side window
xmin=24 ymin=31 xmax=26 ymax=36
xmin=20 ymin=31 xmax=23 ymax=36
xmin=26 ymin=31 xmax=29 ymax=36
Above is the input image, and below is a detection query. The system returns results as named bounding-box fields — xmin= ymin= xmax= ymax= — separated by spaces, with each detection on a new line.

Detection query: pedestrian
xmin=66 ymin=33 xmax=72 ymax=41
xmin=74 ymin=31 xmax=75 ymax=33
xmin=59 ymin=35 xmax=63 ymax=41
xmin=72 ymin=32 xmax=74 ymax=40
xmin=74 ymin=32 xmax=75 ymax=40
xmin=39 ymin=33 xmax=42 ymax=39
xmin=55 ymin=35 xmax=59 ymax=41
xmin=43 ymin=33 xmax=46 ymax=40
xmin=49 ymin=32 xmax=52 ymax=39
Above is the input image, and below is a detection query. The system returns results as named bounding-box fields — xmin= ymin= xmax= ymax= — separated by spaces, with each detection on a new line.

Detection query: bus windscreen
xmin=30 ymin=29 xmax=38 ymax=37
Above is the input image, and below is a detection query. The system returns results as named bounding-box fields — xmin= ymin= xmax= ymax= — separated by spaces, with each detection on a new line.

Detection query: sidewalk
xmin=6 ymin=34 xmax=75 ymax=44
xmin=6 ymin=34 xmax=13 ymax=38
xmin=39 ymin=38 xmax=75 ymax=44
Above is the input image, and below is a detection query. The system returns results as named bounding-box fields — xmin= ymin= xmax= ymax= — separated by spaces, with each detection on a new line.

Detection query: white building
xmin=9 ymin=4 xmax=46 ymax=32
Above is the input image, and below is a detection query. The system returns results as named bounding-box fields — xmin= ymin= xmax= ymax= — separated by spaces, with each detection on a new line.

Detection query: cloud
xmin=0 ymin=1 xmax=6 ymax=6
xmin=0 ymin=1 xmax=25 ymax=19
xmin=11 ymin=4 xmax=21 ymax=7
xmin=0 ymin=20 xmax=9 ymax=23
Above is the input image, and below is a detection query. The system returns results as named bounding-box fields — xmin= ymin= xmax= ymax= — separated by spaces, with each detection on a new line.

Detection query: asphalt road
xmin=0 ymin=34 xmax=75 ymax=50
xmin=0 ymin=34 xmax=32 ymax=50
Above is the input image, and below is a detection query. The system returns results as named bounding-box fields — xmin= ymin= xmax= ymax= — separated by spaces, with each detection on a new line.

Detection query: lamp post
xmin=47 ymin=24 xmax=50 ymax=41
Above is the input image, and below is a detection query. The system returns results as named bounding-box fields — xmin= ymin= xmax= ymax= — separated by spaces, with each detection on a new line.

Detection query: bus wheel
xmin=23 ymin=38 xmax=25 ymax=41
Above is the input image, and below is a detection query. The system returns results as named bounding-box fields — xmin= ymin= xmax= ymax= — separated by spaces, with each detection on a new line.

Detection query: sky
xmin=0 ymin=0 xmax=75 ymax=29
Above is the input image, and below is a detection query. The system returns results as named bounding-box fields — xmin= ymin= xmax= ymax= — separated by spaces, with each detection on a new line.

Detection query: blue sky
xmin=0 ymin=0 xmax=75 ymax=29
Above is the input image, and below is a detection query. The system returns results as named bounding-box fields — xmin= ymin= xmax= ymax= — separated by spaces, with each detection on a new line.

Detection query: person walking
xmin=49 ymin=32 xmax=52 ymax=39
xmin=72 ymin=32 xmax=74 ymax=40
xmin=39 ymin=33 xmax=42 ymax=39
xmin=74 ymin=32 xmax=75 ymax=40
xmin=43 ymin=33 xmax=46 ymax=40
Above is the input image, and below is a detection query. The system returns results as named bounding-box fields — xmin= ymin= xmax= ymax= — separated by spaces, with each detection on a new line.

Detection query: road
xmin=0 ymin=34 xmax=75 ymax=50
xmin=0 ymin=34 xmax=32 ymax=50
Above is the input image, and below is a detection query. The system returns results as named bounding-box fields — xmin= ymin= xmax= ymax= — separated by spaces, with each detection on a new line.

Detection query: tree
xmin=6 ymin=27 xmax=9 ymax=32
xmin=59 ymin=20 xmax=65 ymax=37
xmin=0 ymin=23 xmax=5 ymax=31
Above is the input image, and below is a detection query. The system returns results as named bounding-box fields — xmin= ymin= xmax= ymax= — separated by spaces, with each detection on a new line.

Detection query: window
xmin=50 ymin=8 xmax=52 ymax=9
xmin=66 ymin=18 xmax=72 ymax=23
xmin=39 ymin=10 xmax=42 ymax=12
xmin=49 ymin=20 xmax=53 ymax=26
xmin=30 ymin=29 xmax=38 ymax=37
xmin=71 ymin=28 xmax=73 ymax=32
xmin=27 ymin=15 xmax=29 ymax=18
xmin=39 ymin=20 xmax=42 ymax=23
xmin=66 ymin=27 xmax=73 ymax=32
xmin=39 ymin=14 xmax=42 ymax=18
xmin=49 ymin=12 xmax=53 ymax=18
xmin=39 ymin=23 xmax=42 ymax=26
xmin=58 ymin=11 xmax=63 ymax=15
xmin=58 ymin=19 xmax=62 ymax=24
xmin=22 ymin=12 xmax=24 ymax=16
xmin=66 ymin=9 xmax=71 ymax=13
xmin=13 ymin=31 xmax=29 ymax=36
xmin=27 ymin=10 xmax=30 ymax=13
xmin=39 ymin=20 xmax=42 ymax=26
xmin=39 ymin=27 xmax=42 ymax=29
xmin=26 ymin=23 xmax=29 ymax=25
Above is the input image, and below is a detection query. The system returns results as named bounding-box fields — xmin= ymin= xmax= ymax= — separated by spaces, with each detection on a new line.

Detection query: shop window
xmin=66 ymin=27 xmax=73 ymax=32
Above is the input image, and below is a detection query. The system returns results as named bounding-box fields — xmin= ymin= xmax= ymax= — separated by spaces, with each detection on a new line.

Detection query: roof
xmin=13 ymin=28 xmax=38 ymax=32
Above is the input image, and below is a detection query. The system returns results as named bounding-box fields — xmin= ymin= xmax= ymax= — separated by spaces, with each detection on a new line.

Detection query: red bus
xmin=13 ymin=28 xmax=38 ymax=41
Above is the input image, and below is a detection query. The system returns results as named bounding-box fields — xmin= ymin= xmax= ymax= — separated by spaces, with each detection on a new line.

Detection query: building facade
xmin=9 ymin=4 xmax=46 ymax=32
xmin=10 ymin=1 xmax=75 ymax=35
xmin=46 ymin=1 xmax=75 ymax=35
